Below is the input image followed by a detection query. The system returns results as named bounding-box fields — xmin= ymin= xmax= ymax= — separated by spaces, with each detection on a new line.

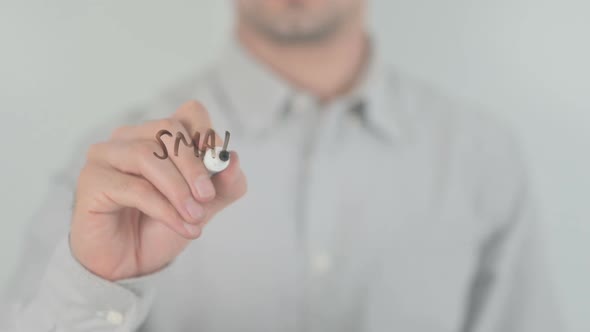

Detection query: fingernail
xmin=185 ymin=198 xmax=205 ymax=220
xmin=184 ymin=222 xmax=201 ymax=236
xmin=194 ymin=175 xmax=215 ymax=200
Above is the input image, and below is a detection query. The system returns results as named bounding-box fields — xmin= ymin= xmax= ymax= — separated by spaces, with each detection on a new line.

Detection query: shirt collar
xmin=212 ymin=37 xmax=400 ymax=142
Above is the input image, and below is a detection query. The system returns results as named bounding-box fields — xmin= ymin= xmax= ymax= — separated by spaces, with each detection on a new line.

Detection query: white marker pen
xmin=203 ymin=131 xmax=231 ymax=176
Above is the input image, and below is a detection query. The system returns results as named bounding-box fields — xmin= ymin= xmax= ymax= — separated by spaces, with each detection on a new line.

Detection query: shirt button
xmin=105 ymin=310 xmax=124 ymax=325
xmin=311 ymin=252 xmax=333 ymax=275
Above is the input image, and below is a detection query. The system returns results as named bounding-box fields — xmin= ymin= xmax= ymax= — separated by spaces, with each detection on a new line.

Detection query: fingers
xmin=85 ymin=100 xmax=246 ymax=232
xmin=172 ymin=101 xmax=246 ymax=221
xmin=87 ymin=140 xmax=207 ymax=225
xmin=111 ymin=102 xmax=220 ymax=203
xmin=80 ymin=164 xmax=202 ymax=239
xmin=153 ymin=121 xmax=217 ymax=203
xmin=205 ymin=151 xmax=248 ymax=223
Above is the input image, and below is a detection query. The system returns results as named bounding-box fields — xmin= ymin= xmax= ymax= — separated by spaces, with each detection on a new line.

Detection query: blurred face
xmin=236 ymin=0 xmax=364 ymax=44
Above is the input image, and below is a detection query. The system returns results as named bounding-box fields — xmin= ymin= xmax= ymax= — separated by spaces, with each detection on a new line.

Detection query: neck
xmin=236 ymin=17 xmax=369 ymax=103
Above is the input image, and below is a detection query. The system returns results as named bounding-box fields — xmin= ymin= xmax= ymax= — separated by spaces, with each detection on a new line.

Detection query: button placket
xmin=97 ymin=309 xmax=125 ymax=326
xmin=106 ymin=310 xmax=124 ymax=325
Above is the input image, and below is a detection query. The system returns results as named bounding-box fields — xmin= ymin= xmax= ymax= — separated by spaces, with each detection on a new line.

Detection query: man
xmin=1 ymin=0 xmax=561 ymax=331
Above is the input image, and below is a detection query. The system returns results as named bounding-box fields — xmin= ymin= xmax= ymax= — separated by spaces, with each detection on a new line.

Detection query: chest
xmin=145 ymin=111 xmax=484 ymax=332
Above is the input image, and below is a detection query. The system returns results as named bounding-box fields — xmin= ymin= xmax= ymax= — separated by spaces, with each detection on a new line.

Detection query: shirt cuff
xmin=27 ymin=236 xmax=162 ymax=331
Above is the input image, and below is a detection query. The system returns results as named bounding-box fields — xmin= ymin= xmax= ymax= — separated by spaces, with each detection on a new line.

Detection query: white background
xmin=0 ymin=0 xmax=588 ymax=330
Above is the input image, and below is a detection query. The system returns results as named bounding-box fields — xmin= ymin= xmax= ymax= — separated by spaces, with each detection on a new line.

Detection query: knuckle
xmin=110 ymin=125 xmax=132 ymax=139
xmin=78 ymin=163 xmax=95 ymax=183
xmin=158 ymin=118 xmax=181 ymax=130
xmin=183 ymin=100 xmax=205 ymax=112
xmin=160 ymin=118 xmax=175 ymax=129
xmin=176 ymin=100 xmax=211 ymax=121
xmin=86 ymin=142 xmax=106 ymax=161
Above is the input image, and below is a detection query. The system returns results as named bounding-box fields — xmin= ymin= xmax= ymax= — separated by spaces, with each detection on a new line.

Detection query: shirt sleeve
xmin=462 ymin=172 xmax=563 ymax=331
xmin=9 ymin=236 xmax=158 ymax=332
xmin=0 ymin=171 xmax=163 ymax=332
xmin=460 ymin=123 xmax=563 ymax=332
xmin=361 ymin=111 xmax=563 ymax=331
xmin=0 ymin=110 xmax=162 ymax=332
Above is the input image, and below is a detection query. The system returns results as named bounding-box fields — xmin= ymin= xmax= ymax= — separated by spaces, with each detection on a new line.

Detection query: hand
xmin=70 ymin=101 xmax=247 ymax=281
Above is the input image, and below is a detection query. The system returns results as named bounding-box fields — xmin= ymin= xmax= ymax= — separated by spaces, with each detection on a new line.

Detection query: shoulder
xmin=384 ymin=66 xmax=529 ymax=221
xmin=384 ymin=66 xmax=524 ymax=167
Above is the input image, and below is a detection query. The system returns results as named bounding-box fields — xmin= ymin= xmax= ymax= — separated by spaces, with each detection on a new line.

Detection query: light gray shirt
xmin=0 ymin=39 xmax=561 ymax=332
